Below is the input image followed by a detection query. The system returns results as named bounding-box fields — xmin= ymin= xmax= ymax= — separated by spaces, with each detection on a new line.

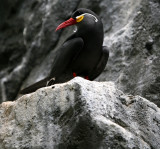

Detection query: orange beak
xmin=56 ymin=18 xmax=77 ymax=31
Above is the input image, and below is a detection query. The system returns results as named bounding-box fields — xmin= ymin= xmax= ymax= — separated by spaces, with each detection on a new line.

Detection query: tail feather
xmin=20 ymin=77 xmax=50 ymax=94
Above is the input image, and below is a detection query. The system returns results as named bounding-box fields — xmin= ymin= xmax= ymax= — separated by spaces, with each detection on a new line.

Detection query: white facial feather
xmin=76 ymin=13 xmax=98 ymax=22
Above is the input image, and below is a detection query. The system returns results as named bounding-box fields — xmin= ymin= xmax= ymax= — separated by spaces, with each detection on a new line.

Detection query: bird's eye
xmin=77 ymin=11 xmax=81 ymax=16
xmin=72 ymin=11 xmax=82 ymax=19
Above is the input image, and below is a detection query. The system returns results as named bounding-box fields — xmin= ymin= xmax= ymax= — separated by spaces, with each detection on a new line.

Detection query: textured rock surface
xmin=0 ymin=0 xmax=160 ymax=107
xmin=0 ymin=77 xmax=160 ymax=149
xmin=0 ymin=0 xmax=81 ymax=102
xmin=97 ymin=0 xmax=160 ymax=107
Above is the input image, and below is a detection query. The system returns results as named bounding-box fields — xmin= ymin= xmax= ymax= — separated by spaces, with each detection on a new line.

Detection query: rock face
xmin=0 ymin=0 xmax=160 ymax=107
xmin=97 ymin=0 xmax=160 ymax=107
xmin=0 ymin=0 xmax=81 ymax=102
xmin=0 ymin=77 xmax=160 ymax=149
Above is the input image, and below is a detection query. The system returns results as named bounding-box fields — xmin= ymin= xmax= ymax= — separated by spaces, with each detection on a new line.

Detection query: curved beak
xmin=56 ymin=18 xmax=77 ymax=31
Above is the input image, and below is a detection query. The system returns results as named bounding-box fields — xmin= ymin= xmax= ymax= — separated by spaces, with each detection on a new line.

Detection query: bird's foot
xmin=73 ymin=73 xmax=89 ymax=80
xmin=73 ymin=72 xmax=77 ymax=77
xmin=84 ymin=76 xmax=89 ymax=80
xmin=46 ymin=78 xmax=55 ymax=86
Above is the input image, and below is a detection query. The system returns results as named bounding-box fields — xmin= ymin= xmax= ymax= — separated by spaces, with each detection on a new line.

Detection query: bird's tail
xmin=20 ymin=77 xmax=50 ymax=94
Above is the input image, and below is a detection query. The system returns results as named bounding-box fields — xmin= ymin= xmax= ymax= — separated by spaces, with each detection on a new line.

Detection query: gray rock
xmin=1 ymin=0 xmax=160 ymax=108
xmin=0 ymin=77 xmax=160 ymax=149
xmin=0 ymin=0 xmax=81 ymax=101
xmin=96 ymin=0 xmax=160 ymax=107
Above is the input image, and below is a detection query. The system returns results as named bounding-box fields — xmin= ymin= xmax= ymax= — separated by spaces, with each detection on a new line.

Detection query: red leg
xmin=73 ymin=72 xmax=77 ymax=77
xmin=84 ymin=76 xmax=89 ymax=80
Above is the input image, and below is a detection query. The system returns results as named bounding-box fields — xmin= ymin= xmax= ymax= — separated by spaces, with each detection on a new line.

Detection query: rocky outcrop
xmin=0 ymin=0 xmax=160 ymax=107
xmin=0 ymin=77 xmax=160 ymax=149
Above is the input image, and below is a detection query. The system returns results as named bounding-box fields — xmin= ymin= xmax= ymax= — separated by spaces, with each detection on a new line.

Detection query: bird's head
xmin=56 ymin=8 xmax=99 ymax=31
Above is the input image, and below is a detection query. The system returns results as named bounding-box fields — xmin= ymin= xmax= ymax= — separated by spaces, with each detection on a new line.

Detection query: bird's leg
xmin=84 ymin=76 xmax=89 ymax=80
xmin=73 ymin=72 xmax=77 ymax=77
xmin=46 ymin=78 xmax=56 ymax=86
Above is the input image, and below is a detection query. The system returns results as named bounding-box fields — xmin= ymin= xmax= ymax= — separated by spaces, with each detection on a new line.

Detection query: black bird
xmin=20 ymin=8 xmax=109 ymax=94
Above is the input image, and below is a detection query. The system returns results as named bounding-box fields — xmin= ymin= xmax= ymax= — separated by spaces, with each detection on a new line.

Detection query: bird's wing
xmin=49 ymin=37 xmax=84 ymax=77
xmin=20 ymin=37 xmax=84 ymax=94
xmin=89 ymin=46 xmax=109 ymax=80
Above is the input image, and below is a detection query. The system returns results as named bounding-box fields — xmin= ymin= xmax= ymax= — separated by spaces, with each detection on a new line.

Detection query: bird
xmin=20 ymin=8 xmax=109 ymax=94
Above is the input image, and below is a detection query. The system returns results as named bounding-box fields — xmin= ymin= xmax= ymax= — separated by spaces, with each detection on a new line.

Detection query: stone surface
xmin=0 ymin=77 xmax=160 ymax=149
xmin=0 ymin=0 xmax=81 ymax=102
xmin=96 ymin=0 xmax=160 ymax=107
xmin=0 ymin=0 xmax=160 ymax=107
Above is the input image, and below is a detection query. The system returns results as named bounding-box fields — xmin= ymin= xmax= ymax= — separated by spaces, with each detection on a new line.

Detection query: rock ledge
xmin=0 ymin=77 xmax=160 ymax=149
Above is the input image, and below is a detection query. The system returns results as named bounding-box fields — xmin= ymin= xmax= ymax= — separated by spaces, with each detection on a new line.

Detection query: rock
xmin=1 ymin=0 xmax=160 ymax=108
xmin=96 ymin=0 xmax=160 ymax=107
xmin=0 ymin=0 xmax=81 ymax=101
xmin=0 ymin=77 xmax=160 ymax=149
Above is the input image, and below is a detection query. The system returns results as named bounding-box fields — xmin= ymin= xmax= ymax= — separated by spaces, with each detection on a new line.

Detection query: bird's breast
xmin=71 ymin=24 xmax=104 ymax=75
xmin=71 ymin=41 xmax=102 ymax=75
